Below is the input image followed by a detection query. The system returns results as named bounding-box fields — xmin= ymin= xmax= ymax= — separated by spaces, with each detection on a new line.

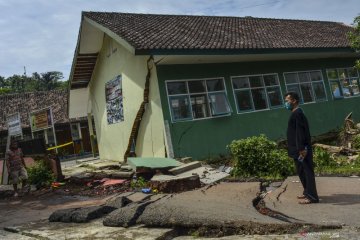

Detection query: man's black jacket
xmin=287 ymin=108 xmax=311 ymax=158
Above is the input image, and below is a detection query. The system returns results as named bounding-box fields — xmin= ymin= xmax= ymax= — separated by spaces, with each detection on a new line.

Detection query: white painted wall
xmin=89 ymin=35 xmax=165 ymax=162
xmin=68 ymin=88 xmax=90 ymax=118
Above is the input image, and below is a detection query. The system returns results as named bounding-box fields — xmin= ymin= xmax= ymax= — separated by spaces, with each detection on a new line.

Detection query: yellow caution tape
xmin=47 ymin=141 xmax=73 ymax=151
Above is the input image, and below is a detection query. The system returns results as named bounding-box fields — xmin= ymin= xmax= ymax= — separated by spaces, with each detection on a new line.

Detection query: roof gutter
xmin=134 ymin=47 xmax=356 ymax=56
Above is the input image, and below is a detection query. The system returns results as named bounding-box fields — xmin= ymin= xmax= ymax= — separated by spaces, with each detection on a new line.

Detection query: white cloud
xmin=0 ymin=0 xmax=359 ymax=79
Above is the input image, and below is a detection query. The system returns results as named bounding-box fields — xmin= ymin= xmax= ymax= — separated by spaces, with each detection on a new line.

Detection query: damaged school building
xmin=68 ymin=12 xmax=360 ymax=161
xmin=0 ymin=90 xmax=94 ymax=157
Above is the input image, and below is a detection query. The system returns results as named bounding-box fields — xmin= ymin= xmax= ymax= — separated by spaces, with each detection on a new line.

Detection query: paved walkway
xmin=264 ymin=176 xmax=360 ymax=227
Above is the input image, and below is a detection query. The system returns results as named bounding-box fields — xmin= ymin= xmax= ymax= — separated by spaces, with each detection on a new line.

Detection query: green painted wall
xmin=156 ymin=57 xmax=360 ymax=159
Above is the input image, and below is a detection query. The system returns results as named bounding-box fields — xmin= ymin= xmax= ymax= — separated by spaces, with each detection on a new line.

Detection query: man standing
xmin=285 ymin=92 xmax=319 ymax=204
xmin=5 ymin=140 xmax=30 ymax=197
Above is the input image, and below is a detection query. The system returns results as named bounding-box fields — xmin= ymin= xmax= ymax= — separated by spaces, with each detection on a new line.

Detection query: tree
xmin=0 ymin=75 xmax=6 ymax=88
xmin=6 ymin=74 xmax=25 ymax=93
xmin=349 ymin=15 xmax=360 ymax=69
xmin=0 ymin=71 xmax=66 ymax=95
xmin=32 ymin=71 xmax=64 ymax=91
xmin=37 ymin=71 xmax=64 ymax=91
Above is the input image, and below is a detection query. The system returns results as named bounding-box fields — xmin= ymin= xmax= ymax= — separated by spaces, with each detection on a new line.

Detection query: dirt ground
xmin=0 ymin=178 xmax=132 ymax=229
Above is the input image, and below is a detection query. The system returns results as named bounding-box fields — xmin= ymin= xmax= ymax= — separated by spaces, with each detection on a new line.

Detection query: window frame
xmin=326 ymin=67 xmax=360 ymax=100
xmin=231 ymin=73 xmax=284 ymax=114
xmin=165 ymin=77 xmax=231 ymax=122
xmin=283 ymin=70 xmax=328 ymax=104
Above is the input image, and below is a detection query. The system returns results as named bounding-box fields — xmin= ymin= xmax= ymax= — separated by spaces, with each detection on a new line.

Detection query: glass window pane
xmin=349 ymin=79 xmax=360 ymax=96
xmin=188 ymin=80 xmax=206 ymax=93
xmin=266 ymin=87 xmax=283 ymax=107
xmin=167 ymin=82 xmax=187 ymax=95
xmin=341 ymin=78 xmax=352 ymax=97
xmin=348 ymin=68 xmax=359 ymax=78
xmin=190 ymin=94 xmax=210 ymax=119
xmin=312 ymin=82 xmax=326 ymax=101
xmin=287 ymin=84 xmax=303 ymax=103
xmin=208 ymin=92 xmax=231 ymax=115
xmin=251 ymin=88 xmax=267 ymax=110
xmin=169 ymin=96 xmax=192 ymax=121
xmin=264 ymin=75 xmax=279 ymax=86
xmin=338 ymin=69 xmax=348 ymax=80
xmin=206 ymin=79 xmax=224 ymax=91
xmin=232 ymin=77 xmax=249 ymax=89
xmin=249 ymin=76 xmax=264 ymax=88
xmin=235 ymin=90 xmax=253 ymax=112
xmin=298 ymin=72 xmax=310 ymax=83
xmin=300 ymin=83 xmax=314 ymax=103
xmin=284 ymin=73 xmax=298 ymax=84
xmin=310 ymin=71 xmax=323 ymax=81
xmin=330 ymin=81 xmax=343 ymax=98
xmin=327 ymin=69 xmax=338 ymax=79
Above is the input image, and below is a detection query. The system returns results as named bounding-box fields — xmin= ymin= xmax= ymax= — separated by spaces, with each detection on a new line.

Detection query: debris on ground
xmin=150 ymin=174 xmax=201 ymax=193
xmin=127 ymin=157 xmax=182 ymax=172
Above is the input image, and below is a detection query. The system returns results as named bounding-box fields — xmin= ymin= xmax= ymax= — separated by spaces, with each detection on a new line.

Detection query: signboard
xmin=7 ymin=113 xmax=22 ymax=137
xmin=30 ymin=108 xmax=53 ymax=132
xmin=105 ymin=75 xmax=124 ymax=124
xmin=2 ymin=113 xmax=23 ymax=185
xmin=70 ymin=122 xmax=81 ymax=141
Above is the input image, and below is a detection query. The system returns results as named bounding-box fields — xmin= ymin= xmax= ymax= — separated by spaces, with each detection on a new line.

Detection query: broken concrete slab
xmin=128 ymin=157 xmax=182 ymax=171
xmin=0 ymin=229 xmax=36 ymax=240
xmin=177 ymin=166 xmax=230 ymax=184
xmin=264 ymin=176 xmax=360 ymax=227
xmin=150 ymin=174 xmax=201 ymax=193
xmin=169 ymin=161 xmax=202 ymax=175
xmin=103 ymin=182 xmax=286 ymax=229
xmin=103 ymin=201 xmax=153 ymax=227
xmin=7 ymin=219 xmax=174 ymax=240
xmin=49 ymin=205 xmax=117 ymax=223
xmin=218 ymin=165 xmax=233 ymax=174
xmin=125 ymin=192 xmax=152 ymax=203
xmin=120 ymin=164 xmax=134 ymax=171
xmin=105 ymin=192 xmax=134 ymax=208
xmin=103 ymin=194 xmax=170 ymax=227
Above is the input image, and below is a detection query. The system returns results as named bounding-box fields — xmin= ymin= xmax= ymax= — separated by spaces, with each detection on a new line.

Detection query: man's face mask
xmin=284 ymin=101 xmax=293 ymax=110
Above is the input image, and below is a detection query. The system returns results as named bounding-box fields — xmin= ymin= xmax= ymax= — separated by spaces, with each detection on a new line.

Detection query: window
xmin=231 ymin=74 xmax=283 ymax=113
xmin=284 ymin=70 xmax=327 ymax=103
xmin=326 ymin=68 xmax=360 ymax=99
xmin=166 ymin=78 xmax=231 ymax=122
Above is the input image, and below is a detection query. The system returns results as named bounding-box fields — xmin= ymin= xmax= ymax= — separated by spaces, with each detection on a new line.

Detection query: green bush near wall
xmin=228 ymin=134 xmax=295 ymax=179
xmin=27 ymin=160 xmax=54 ymax=188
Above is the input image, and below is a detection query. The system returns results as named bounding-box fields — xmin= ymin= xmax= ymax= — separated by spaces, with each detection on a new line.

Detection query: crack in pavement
xmin=276 ymin=183 xmax=288 ymax=202
xmin=125 ymin=195 xmax=169 ymax=227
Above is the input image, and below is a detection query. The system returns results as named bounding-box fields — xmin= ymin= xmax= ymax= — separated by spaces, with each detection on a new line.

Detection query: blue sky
xmin=0 ymin=0 xmax=359 ymax=79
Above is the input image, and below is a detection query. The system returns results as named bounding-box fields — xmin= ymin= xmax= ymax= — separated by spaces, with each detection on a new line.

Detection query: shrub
xmin=27 ymin=160 xmax=54 ymax=188
xmin=130 ymin=176 xmax=148 ymax=189
xmin=228 ymin=135 xmax=295 ymax=178
xmin=313 ymin=147 xmax=338 ymax=173
xmin=352 ymin=134 xmax=360 ymax=149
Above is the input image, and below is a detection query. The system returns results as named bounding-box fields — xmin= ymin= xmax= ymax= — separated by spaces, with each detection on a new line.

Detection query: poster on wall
xmin=7 ymin=113 xmax=22 ymax=137
xmin=105 ymin=75 xmax=124 ymax=124
xmin=30 ymin=108 xmax=53 ymax=132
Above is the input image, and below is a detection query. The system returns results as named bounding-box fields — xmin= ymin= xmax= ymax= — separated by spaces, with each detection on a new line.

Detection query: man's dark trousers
xmin=293 ymin=147 xmax=319 ymax=202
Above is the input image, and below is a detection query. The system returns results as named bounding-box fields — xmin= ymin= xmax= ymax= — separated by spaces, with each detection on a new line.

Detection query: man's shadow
xmin=319 ymin=194 xmax=360 ymax=206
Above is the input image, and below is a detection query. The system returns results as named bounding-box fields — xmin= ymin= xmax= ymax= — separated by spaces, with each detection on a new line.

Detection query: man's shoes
xmin=13 ymin=192 xmax=19 ymax=197
xmin=298 ymin=198 xmax=319 ymax=204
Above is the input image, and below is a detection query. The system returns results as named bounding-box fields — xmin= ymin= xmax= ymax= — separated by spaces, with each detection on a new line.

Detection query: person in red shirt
xmin=5 ymin=140 xmax=30 ymax=197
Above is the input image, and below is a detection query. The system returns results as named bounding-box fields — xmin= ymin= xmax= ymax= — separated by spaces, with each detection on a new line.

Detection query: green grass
xmin=315 ymin=165 xmax=360 ymax=176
